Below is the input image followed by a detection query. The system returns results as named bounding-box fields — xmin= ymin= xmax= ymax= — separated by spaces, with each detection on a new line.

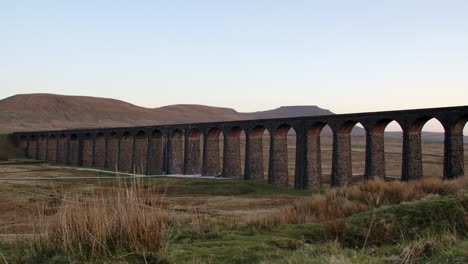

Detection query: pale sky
xmin=1 ymin=1 xmax=467 ymax=131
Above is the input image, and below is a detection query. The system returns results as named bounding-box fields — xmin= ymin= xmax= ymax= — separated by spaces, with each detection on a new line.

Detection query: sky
xmin=1 ymin=1 xmax=467 ymax=131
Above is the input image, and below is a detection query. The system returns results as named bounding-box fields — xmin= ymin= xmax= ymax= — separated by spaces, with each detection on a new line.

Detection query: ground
xmin=0 ymin=137 xmax=467 ymax=263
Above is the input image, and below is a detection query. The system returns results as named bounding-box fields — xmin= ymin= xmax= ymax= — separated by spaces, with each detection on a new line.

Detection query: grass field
xmin=0 ymin=136 xmax=467 ymax=263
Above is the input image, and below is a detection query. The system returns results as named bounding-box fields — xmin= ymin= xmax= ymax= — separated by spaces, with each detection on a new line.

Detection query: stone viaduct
xmin=11 ymin=105 xmax=468 ymax=189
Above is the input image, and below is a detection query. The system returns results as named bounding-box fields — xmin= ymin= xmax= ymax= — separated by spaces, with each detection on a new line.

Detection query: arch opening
xmin=380 ymin=120 xmax=403 ymax=180
xmin=418 ymin=118 xmax=444 ymax=179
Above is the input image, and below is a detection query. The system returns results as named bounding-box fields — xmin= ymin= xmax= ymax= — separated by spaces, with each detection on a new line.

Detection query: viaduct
xmin=11 ymin=105 xmax=468 ymax=189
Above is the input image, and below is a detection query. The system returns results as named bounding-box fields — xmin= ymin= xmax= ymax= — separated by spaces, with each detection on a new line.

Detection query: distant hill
xmin=0 ymin=94 xmax=333 ymax=133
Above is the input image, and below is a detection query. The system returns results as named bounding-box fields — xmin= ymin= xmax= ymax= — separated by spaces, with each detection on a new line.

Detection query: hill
xmin=0 ymin=94 xmax=333 ymax=133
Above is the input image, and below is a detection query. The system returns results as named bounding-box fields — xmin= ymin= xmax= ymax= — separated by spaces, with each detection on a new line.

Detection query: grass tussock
xmin=252 ymin=176 xmax=468 ymax=227
xmin=32 ymin=178 xmax=171 ymax=261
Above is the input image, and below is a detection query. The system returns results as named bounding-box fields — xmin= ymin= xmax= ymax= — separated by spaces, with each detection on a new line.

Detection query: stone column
xmin=268 ymin=134 xmax=289 ymax=187
xmin=57 ymin=136 xmax=67 ymax=164
xmin=244 ymin=134 xmax=263 ymax=179
xmin=68 ymin=137 xmax=80 ymax=165
xmin=401 ymin=129 xmax=423 ymax=181
xmin=119 ymin=134 xmax=134 ymax=173
xmin=134 ymin=134 xmax=149 ymax=175
xmin=306 ymin=134 xmax=323 ymax=189
xmin=94 ymin=134 xmax=106 ymax=167
xmin=184 ymin=136 xmax=201 ymax=175
xmin=294 ymin=131 xmax=307 ymax=189
xmin=203 ymin=135 xmax=220 ymax=176
xmin=38 ymin=136 xmax=47 ymax=161
xmin=28 ymin=137 xmax=37 ymax=159
xmin=149 ymin=134 xmax=164 ymax=175
xmin=82 ymin=135 xmax=94 ymax=167
xmin=223 ymin=134 xmax=242 ymax=177
xmin=443 ymin=131 xmax=464 ymax=179
xmin=168 ymin=134 xmax=184 ymax=174
xmin=105 ymin=134 xmax=119 ymax=170
xmin=331 ymin=133 xmax=353 ymax=186
xmin=46 ymin=136 xmax=57 ymax=163
xmin=364 ymin=132 xmax=386 ymax=180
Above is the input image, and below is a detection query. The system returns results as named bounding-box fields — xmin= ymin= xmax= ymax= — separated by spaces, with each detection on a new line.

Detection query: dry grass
xmin=32 ymin=178 xmax=171 ymax=260
xmin=251 ymin=176 xmax=468 ymax=227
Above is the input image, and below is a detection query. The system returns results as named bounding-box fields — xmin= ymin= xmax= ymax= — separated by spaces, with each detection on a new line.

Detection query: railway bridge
xmin=11 ymin=105 xmax=468 ymax=189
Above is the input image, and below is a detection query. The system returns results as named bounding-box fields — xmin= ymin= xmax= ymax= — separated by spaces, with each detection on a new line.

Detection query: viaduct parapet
xmin=11 ymin=105 xmax=468 ymax=189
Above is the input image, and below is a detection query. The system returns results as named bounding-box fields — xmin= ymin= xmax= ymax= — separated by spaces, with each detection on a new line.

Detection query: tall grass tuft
xmin=252 ymin=176 xmax=468 ymax=227
xmin=33 ymin=178 xmax=171 ymax=261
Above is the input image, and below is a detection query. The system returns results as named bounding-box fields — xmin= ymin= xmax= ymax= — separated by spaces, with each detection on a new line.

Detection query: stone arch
xmin=46 ymin=134 xmax=57 ymax=163
xmin=57 ymin=134 xmax=67 ymax=163
xmin=223 ymin=126 xmax=245 ymax=178
xmin=149 ymin=129 xmax=164 ymax=175
xmin=119 ymin=131 xmax=134 ymax=173
xmin=82 ymin=133 xmax=93 ymax=167
xmin=68 ymin=134 xmax=79 ymax=165
xmin=269 ymin=124 xmax=296 ymax=187
xmin=203 ymin=127 xmax=223 ymax=176
xmin=94 ymin=132 xmax=106 ymax=167
xmin=105 ymin=132 xmax=119 ymax=171
xmin=185 ymin=128 xmax=202 ymax=175
xmin=245 ymin=125 xmax=269 ymax=179
xmin=134 ymin=130 xmax=148 ymax=175
xmin=168 ymin=129 xmax=184 ymax=174
xmin=28 ymin=135 xmax=37 ymax=159
xmin=38 ymin=135 xmax=47 ymax=161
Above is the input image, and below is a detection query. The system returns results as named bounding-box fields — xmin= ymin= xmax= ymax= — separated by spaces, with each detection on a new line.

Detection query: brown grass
xmin=251 ymin=176 xmax=468 ymax=227
xmin=33 ymin=178 xmax=171 ymax=260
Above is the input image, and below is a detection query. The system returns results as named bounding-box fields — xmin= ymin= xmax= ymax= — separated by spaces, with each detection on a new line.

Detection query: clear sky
xmin=1 ymin=1 xmax=467 ymax=131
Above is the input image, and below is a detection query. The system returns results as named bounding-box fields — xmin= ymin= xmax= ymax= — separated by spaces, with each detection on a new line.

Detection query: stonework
xmin=168 ymin=132 xmax=184 ymax=174
xmin=223 ymin=136 xmax=242 ymax=177
xmin=94 ymin=134 xmax=106 ymax=167
xmin=203 ymin=137 xmax=220 ymax=176
xmin=82 ymin=135 xmax=93 ymax=167
xmin=185 ymin=137 xmax=201 ymax=175
xmin=402 ymin=132 xmax=423 ymax=181
xmin=269 ymin=135 xmax=289 ymax=186
xmin=134 ymin=134 xmax=148 ymax=175
xmin=365 ymin=133 xmax=385 ymax=179
xmin=245 ymin=135 xmax=263 ymax=179
xmin=149 ymin=134 xmax=164 ymax=175
xmin=13 ymin=105 xmax=468 ymax=190
xmin=306 ymin=135 xmax=322 ymax=189
xmin=46 ymin=136 xmax=57 ymax=163
xmin=57 ymin=136 xmax=67 ymax=163
xmin=331 ymin=134 xmax=353 ymax=186
xmin=119 ymin=134 xmax=133 ymax=173
xmin=105 ymin=134 xmax=119 ymax=170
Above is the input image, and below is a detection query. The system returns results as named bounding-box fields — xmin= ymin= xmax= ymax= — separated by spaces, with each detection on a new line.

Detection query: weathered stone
xmin=168 ymin=131 xmax=184 ymax=174
xmin=245 ymin=135 xmax=263 ymax=179
xmin=331 ymin=134 xmax=353 ymax=186
xmin=82 ymin=134 xmax=93 ymax=167
xmin=28 ymin=136 xmax=37 ymax=159
xmin=149 ymin=132 xmax=164 ymax=175
xmin=94 ymin=134 xmax=106 ymax=167
xmin=365 ymin=133 xmax=385 ymax=179
xmin=269 ymin=135 xmax=289 ymax=186
xmin=185 ymin=136 xmax=201 ymax=175
xmin=105 ymin=134 xmax=119 ymax=170
xmin=119 ymin=133 xmax=133 ymax=173
xmin=134 ymin=133 xmax=148 ymax=175
xmin=444 ymin=131 xmax=464 ymax=179
xmin=203 ymin=136 xmax=220 ymax=176
xmin=46 ymin=135 xmax=57 ymax=163
xmin=68 ymin=135 xmax=80 ymax=165
xmin=38 ymin=136 xmax=47 ymax=161
xmin=223 ymin=135 xmax=242 ymax=177
xmin=306 ymin=135 xmax=322 ymax=189
xmin=402 ymin=131 xmax=423 ymax=181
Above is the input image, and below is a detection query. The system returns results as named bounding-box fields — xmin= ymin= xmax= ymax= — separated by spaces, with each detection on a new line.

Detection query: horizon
xmin=1 ymin=1 xmax=467 ymax=132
